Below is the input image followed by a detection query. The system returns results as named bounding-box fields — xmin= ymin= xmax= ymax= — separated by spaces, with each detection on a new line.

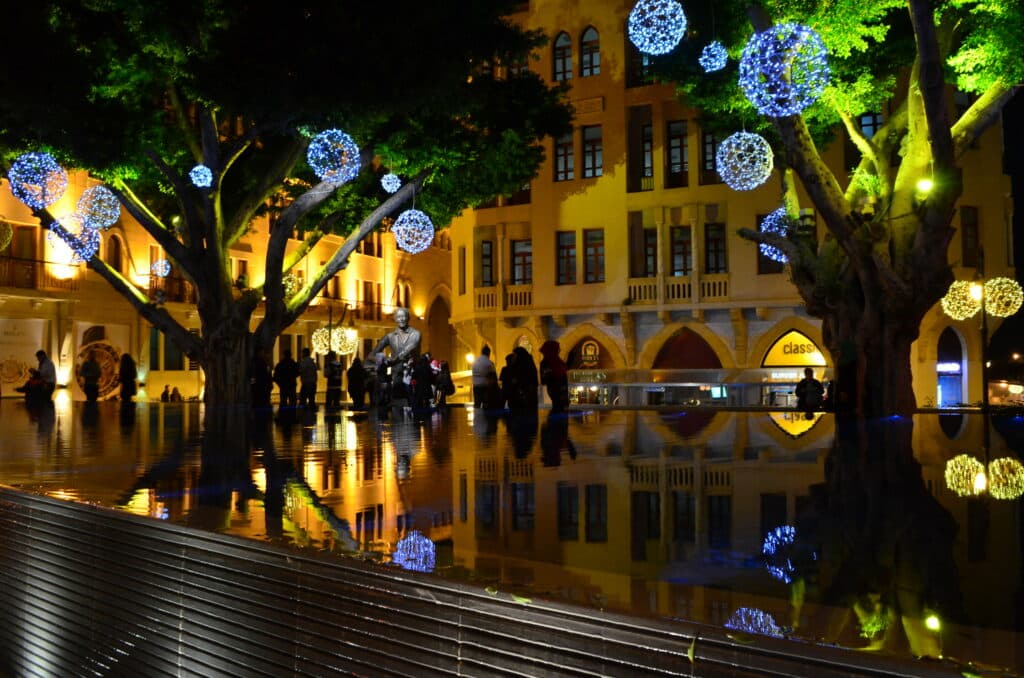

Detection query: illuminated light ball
xmin=282 ymin=272 xmax=299 ymax=297
xmin=987 ymin=457 xmax=1024 ymax=500
xmin=724 ymin=608 xmax=783 ymax=637
xmin=944 ymin=453 xmax=987 ymax=497
xmin=940 ymin=280 xmax=982 ymax=321
xmin=392 ymin=530 xmax=436 ymax=573
xmin=392 ymin=209 xmax=435 ymax=254
xmin=332 ymin=326 xmax=359 ymax=356
xmin=762 ymin=524 xmax=798 ymax=583
xmin=189 ymin=164 xmax=214 ymax=188
xmin=628 ymin=0 xmax=687 ymax=56
xmin=983 ymin=277 xmax=1023 ymax=318
xmin=381 ymin=173 xmax=402 ymax=194
xmin=717 ymin=132 xmax=774 ymax=191
xmin=311 ymin=327 xmax=331 ymax=355
xmin=759 ymin=207 xmax=793 ymax=263
xmin=739 ymin=23 xmax=830 ymax=118
xmin=0 ymin=222 xmax=12 ymax=251
xmin=77 ymin=186 xmax=121 ymax=230
xmin=307 ymin=129 xmax=361 ymax=183
xmin=48 ymin=216 xmax=99 ymax=264
xmin=9 ymin=151 xmax=68 ymax=209
xmin=699 ymin=41 xmax=728 ymax=72
xmin=151 ymin=259 xmax=171 ymax=278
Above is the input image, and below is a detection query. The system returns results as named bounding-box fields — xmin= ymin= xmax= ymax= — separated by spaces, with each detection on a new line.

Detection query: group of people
xmin=471 ymin=339 xmax=571 ymax=414
xmin=14 ymin=349 xmax=138 ymax=406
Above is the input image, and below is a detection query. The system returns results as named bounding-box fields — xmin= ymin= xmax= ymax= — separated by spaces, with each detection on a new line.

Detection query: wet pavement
xmin=0 ymin=396 xmax=1021 ymax=674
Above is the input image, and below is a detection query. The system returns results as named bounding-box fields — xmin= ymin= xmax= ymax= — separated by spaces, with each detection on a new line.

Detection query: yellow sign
xmin=768 ymin=411 xmax=824 ymax=437
xmin=762 ymin=330 xmax=826 ymax=367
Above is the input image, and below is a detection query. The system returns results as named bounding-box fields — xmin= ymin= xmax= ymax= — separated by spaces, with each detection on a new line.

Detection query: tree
xmin=0 ymin=1 xmax=572 ymax=414
xmin=651 ymin=0 xmax=1022 ymax=416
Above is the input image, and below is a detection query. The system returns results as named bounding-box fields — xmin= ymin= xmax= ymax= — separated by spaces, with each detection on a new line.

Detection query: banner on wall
xmin=0 ymin=318 xmax=46 ymax=389
xmin=762 ymin=330 xmax=827 ymax=368
xmin=74 ymin=322 xmax=130 ymax=399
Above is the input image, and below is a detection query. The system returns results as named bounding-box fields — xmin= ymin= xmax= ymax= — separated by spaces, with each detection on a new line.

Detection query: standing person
xmin=35 ymin=350 xmax=57 ymax=399
xmin=118 ymin=353 xmax=138 ymax=403
xmin=298 ymin=348 xmax=319 ymax=409
xmin=371 ymin=307 xmax=422 ymax=403
xmin=273 ymin=349 xmax=299 ymax=408
xmin=498 ymin=353 xmax=516 ymax=409
xmin=509 ymin=346 xmax=539 ymax=412
xmin=412 ymin=354 xmax=435 ymax=410
xmin=160 ymin=385 xmax=171 ymax=402
xmin=347 ymin=355 xmax=367 ymax=409
xmin=79 ymin=350 xmax=102 ymax=403
xmin=795 ymin=367 xmax=824 ymax=412
xmin=324 ymin=351 xmax=343 ymax=410
xmin=471 ymin=345 xmax=496 ymax=408
xmin=434 ymin=360 xmax=455 ymax=408
xmin=539 ymin=340 xmax=570 ymax=414
xmin=169 ymin=387 xmax=183 ymax=402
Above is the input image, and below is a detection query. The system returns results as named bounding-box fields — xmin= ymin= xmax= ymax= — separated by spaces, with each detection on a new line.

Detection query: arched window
xmin=580 ymin=27 xmax=600 ymax=77
xmin=553 ymin=32 xmax=573 ymax=82
xmin=105 ymin=234 xmax=123 ymax=273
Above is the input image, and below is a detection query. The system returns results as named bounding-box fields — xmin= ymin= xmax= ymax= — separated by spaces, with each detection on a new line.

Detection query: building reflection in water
xmin=0 ymin=400 xmax=1021 ymax=672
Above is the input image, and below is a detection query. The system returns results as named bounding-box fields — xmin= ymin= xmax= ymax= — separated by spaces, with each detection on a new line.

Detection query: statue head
xmin=394 ymin=307 xmax=410 ymax=329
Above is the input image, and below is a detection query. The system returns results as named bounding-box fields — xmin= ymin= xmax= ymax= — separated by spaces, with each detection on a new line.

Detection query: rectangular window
xmin=581 ymin=31 xmax=600 ymax=77
xmin=511 ymin=483 xmax=535 ymax=531
xmin=628 ymin=213 xmax=656 ymax=278
xmin=641 ymin=124 xmax=653 ymax=179
xmin=626 ymin=41 xmax=650 ymax=87
xmin=149 ymin=326 xmax=160 ymax=371
xmin=585 ymin=484 xmax=608 ymax=542
xmin=703 ymin=223 xmax=727 ymax=274
xmin=584 ymin=229 xmax=605 ymax=283
xmin=670 ymin=226 xmax=692 ymax=276
xmin=557 ymin=483 xmax=579 ymax=540
xmin=707 ymin=495 xmax=732 ymax=549
xmin=480 ymin=240 xmax=494 ymax=287
xmin=556 ymin=231 xmax=577 ymax=285
xmin=582 ymin=126 xmax=603 ymax=178
xmin=511 ymin=239 xmax=533 ymax=285
xmin=757 ymin=214 xmax=786 ymax=274
xmin=643 ymin=229 xmax=657 ymax=277
xmin=672 ymin=491 xmax=695 ymax=542
xmin=458 ymin=246 xmax=466 ymax=295
xmin=476 ymin=482 xmax=498 ymax=537
xmin=700 ymin=130 xmax=724 ymax=184
xmin=164 ymin=335 xmax=184 ymax=371
xmin=555 ymin=133 xmax=574 ymax=182
xmin=666 ymin=120 xmax=688 ymax=188
xmin=554 ymin=37 xmax=573 ymax=82
xmin=960 ymin=206 xmax=980 ymax=268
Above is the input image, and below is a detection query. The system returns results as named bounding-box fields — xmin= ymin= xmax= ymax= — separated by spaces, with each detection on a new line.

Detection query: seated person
xmin=15 ymin=369 xmax=46 ymax=406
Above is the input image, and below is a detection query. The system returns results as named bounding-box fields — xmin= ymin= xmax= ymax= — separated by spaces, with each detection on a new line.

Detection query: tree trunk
xmin=199 ymin=323 xmax=253 ymax=463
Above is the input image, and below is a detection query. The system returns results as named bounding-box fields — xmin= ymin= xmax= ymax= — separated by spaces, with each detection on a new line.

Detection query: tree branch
xmin=951 ymin=82 xmax=1016 ymax=158
xmin=224 ymin=136 xmax=307 ymax=247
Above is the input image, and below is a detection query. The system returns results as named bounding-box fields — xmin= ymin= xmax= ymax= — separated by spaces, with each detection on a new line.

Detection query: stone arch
xmin=553 ymin=322 xmax=627 ymax=370
xmin=638 ymin=322 xmax=736 ymax=369
xmin=746 ymin=317 xmax=829 ymax=369
xmin=423 ymin=282 xmax=454 ymax=363
xmin=105 ymin=233 xmax=125 ymax=273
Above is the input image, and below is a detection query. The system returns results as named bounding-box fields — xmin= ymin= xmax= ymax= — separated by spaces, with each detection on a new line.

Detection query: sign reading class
xmin=762 ymin=330 xmax=827 ymax=368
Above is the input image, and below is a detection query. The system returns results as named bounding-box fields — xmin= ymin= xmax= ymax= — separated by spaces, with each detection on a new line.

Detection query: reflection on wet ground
xmin=1 ymin=398 xmax=1022 ymax=674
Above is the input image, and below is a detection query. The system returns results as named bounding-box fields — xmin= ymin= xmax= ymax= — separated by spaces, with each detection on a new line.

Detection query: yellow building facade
xmin=447 ymin=0 xmax=1015 ymax=408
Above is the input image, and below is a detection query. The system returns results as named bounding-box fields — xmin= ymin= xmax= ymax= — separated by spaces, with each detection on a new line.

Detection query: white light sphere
xmin=392 ymin=530 xmax=436 ymax=573
xmin=77 ymin=186 xmax=121 ymax=230
xmin=332 ymin=327 xmax=359 ymax=356
xmin=739 ymin=23 xmax=830 ymax=117
xmin=759 ymin=207 xmax=792 ymax=263
xmin=717 ymin=132 xmax=774 ymax=191
xmin=381 ymin=173 xmax=402 ymax=194
xmin=151 ymin=259 xmax=171 ymax=278
xmin=945 ymin=454 xmax=987 ymax=497
xmin=48 ymin=215 xmax=99 ymax=263
xmin=988 ymin=457 xmax=1024 ymax=500
xmin=190 ymin=164 xmax=214 ymax=188
xmin=392 ymin=209 xmax=435 ymax=254
xmin=984 ymin=277 xmax=1023 ymax=318
xmin=628 ymin=0 xmax=687 ymax=56
xmin=940 ymin=281 xmax=982 ymax=321
xmin=307 ymin=129 xmax=361 ymax=184
xmin=9 ymin=152 xmax=68 ymax=209
xmin=311 ymin=327 xmax=331 ymax=355
xmin=699 ymin=41 xmax=728 ymax=72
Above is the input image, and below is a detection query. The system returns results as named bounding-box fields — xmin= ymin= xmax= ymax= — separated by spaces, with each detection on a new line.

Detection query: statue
xmin=372 ymin=307 xmax=421 ymax=404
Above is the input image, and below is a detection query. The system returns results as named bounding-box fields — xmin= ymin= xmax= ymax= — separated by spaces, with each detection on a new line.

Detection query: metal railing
xmin=0 ymin=255 xmax=79 ymax=292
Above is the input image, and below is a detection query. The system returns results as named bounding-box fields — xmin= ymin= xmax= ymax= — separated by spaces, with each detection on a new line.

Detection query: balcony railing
xmin=626 ymin=277 xmax=657 ymax=304
xmin=665 ymin=276 xmax=692 ymax=302
xmin=475 ymin=287 xmax=498 ymax=311
xmin=0 ymin=255 xmax=79 ymax=292
xmin=149 ymin=275 xmax=197 ymax=304
xmin=699 ymin=273 xmax=730 ymax=300
xmin=505 ymin=284 xmax=532 ymax=310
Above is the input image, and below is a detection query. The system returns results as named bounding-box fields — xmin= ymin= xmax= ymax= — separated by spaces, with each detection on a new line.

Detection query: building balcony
xmin=0 ymin=255 xmax=79 ymax=293
xmin=149 ymin=275 xmax=197 ymax=304
xmin=506 ymin=284 xmax=532 ymax=310
xmin=473 ymin=283 xmax=533 ymax=313
xmin=625 ymin=274 xmax=726 ymax=306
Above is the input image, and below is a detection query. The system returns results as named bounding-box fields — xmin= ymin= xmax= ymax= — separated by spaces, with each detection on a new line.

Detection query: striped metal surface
xmin=0 ymin=488 xmax=954 ymax=677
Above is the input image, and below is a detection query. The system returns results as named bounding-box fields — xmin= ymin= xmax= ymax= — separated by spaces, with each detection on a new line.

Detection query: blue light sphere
xmin=762 ymin=524 xmax=798 ymax=583
xmin=307 ymin=129 xmax=361 ymax=184
xmin=628 ymin=0 xmax=687 ymax=56
xmin=48 ymin=215 xmax=99 ymax=263
xmin=151 ymin=259 xmax=171 ymax=278
xmin=9 ymin=152 xmax=68 ymax=209
xmin=189 ymin=164 xmax=214 ymax=188
xmin=759 ymin=208 xmax=793 ymax=263
xmin=381 ymin=173 xmax=402 ymax=194
xmin=392 ymin=209 xmax=434 ymax=254
xmin=698 ymin=41 xmax=728 ymax=72
xmin=77 ymin=186 xmax=121 ymax=230
xmin=739 ymin=23 xmax=830 ymax=117
xmin=717 ymin=132 xmax=774 ymax=191
xmin=724 ymin=608 xmax=783 ymax=637
xmin=392 ymin=530 xmax=436 ymax=573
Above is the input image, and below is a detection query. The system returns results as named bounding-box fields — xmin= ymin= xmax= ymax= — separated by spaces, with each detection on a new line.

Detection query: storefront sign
xmin=579 ymin=339 xmax=600 ymax=368
xmin=762 ymin=330 xmax=826 ymax=367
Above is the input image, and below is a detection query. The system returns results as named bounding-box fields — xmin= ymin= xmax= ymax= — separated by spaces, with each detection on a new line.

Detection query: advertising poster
xmin=74 ymin=322 xmax=130 ymax=400
xmin=0 ymin=318 xmax=45 ymax=392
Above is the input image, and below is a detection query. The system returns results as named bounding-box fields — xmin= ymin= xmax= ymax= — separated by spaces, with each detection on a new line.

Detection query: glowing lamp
xmin=331 ymin=326 xmax=359 ymax=356
xmin=915 ymin=178 xmax=934 ymax=194
xmin=381 ymin=173 xmax=402 ymax=194
xmin=924 ymin=615 xmax=941 ymax=632
xmin=189 ymin=164 xmax=214 ymax=188
xmin=152 ymin=259 xmax=171 ymax=278
xmin=392 ymin=209 xmax=434 ymax=254
xmin=988 ymin=457 xmax=1024 ymax=500
xmin=983 ymin=277 xmax=1023 ymax=317
xmin=944 ymin=454 xmax=986 ymax=497
xmin=628 ymin=0 xmax=687 ymax=56
xmin=940 ymin=281 xmax=982 ymax=320
xmin=717 ymin=132 xmax=773 ymax=191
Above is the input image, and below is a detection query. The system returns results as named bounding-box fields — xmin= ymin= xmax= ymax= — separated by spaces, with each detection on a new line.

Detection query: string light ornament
xmin=381 ymin=173 xmax=402 ymax=194
xmin=699 ymin=41 xmax=728 ymax=72
xmin=0 ymin=222 xmax=12 ymax=251
xmin=628 ymin=0 xmax=687 ymax=56
xmin=392 ymin=209 xmax=434 ymax=254
xmin=48 ymin=215 xmax=99 ymax=263
xmin=392 ymin=530 xmax=436 ymax=573
xmin=189 ymin=164 xmax=214 ymax=188
xmin=282 ymin=273 xmax=300 ymax=298
xmin=983 ymin=277 xmax=1024 ymax=318
xmin=717 ymin=132 xmax=773 ymax=191
xmin=940 ymin=280 xmax=982 ymax=321
xmin=311 ymin=327 xmax=331 ymax=355
xmin=739 ymin=23 xmax=830 ymax=118
xmin=944 ymin=454 xmax=987 ymax=497
xmin=307 ymin=129 xmax=361 ymax=184
xmin=759 ymin=207 xmax=794 ymax=263
xmin=151 ymin=259 xmax=171 ymax=278
xmin=9 ymin=152 xmax=68 ymax=209
xmin=762 ymin=524 xmax=799 ymax=583
xmin=724 ymin=608 xmax=783 ymax=637
xmin=332 ymin=326 xmax=359 ymax=356
xmin=77 ymin=186 xmax=121 ymax=230
xmin=987 ymin=457 xmax=1024 ymax=500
